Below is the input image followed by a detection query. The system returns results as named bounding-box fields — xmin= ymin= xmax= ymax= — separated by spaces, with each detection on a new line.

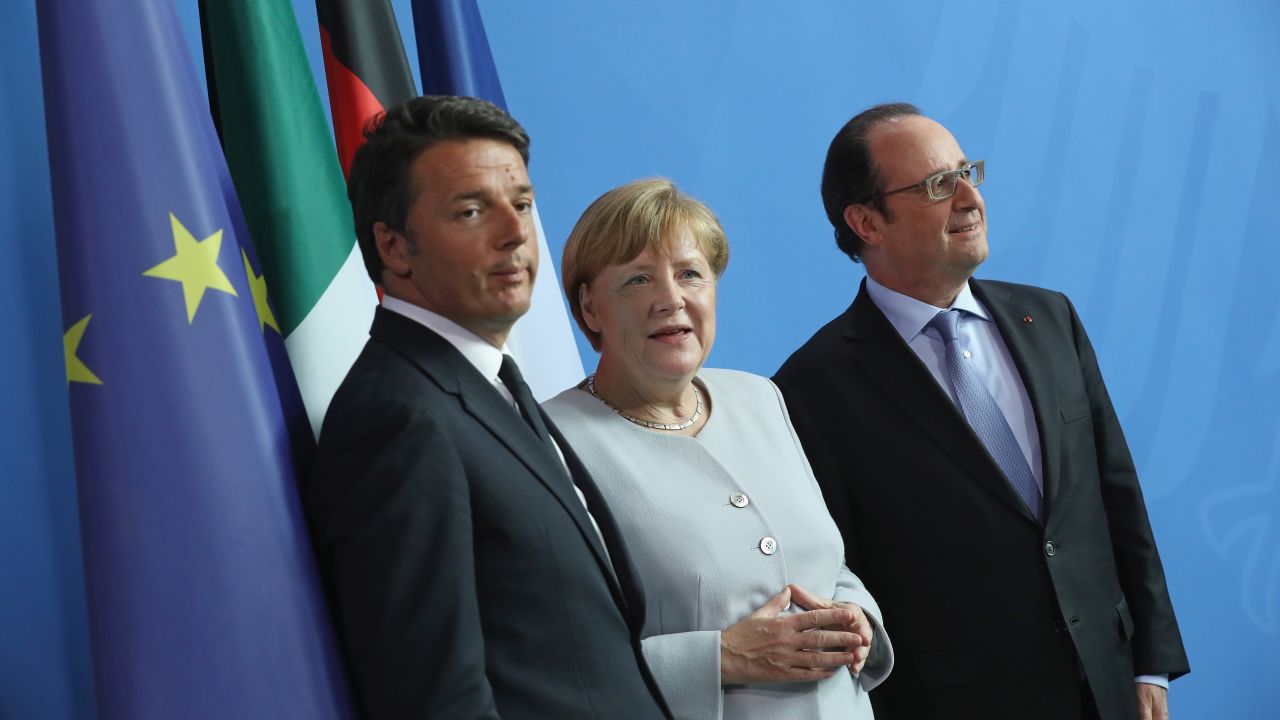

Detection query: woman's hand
xmin=720 ymin=586 xmax=865 ymax=685
xmin=788 ymin=583 xmax=873 ymax=673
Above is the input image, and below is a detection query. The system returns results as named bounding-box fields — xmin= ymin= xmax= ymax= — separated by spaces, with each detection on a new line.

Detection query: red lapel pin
xmin=1023 ymin=315 xmax=1033 ymax=324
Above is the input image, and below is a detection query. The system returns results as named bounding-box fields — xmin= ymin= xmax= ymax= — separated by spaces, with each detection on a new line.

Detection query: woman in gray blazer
xmin=543 ymin=178 xmax=893 ymax=719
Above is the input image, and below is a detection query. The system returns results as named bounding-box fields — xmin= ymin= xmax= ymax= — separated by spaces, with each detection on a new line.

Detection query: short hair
xmin=820 ymin=102 xmax=922 ymax=262
xmin=347 ymin=95 xmax=531 ymax=283
xmin=562 ymin=178 xmax=729 ymax=351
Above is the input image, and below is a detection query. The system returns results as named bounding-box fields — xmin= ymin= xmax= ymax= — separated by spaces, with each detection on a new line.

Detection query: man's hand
xmin=1137 ymin=682 xmax=1169 ymax=720
xmin=720 ymin=587 xmax=865 ymax=684
xmin=788 ymin=583 xmax=873 ymax=673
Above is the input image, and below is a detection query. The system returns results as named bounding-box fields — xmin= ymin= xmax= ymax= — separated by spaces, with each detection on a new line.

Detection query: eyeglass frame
xmin=859 ymin=160 xmax=985 ymax=203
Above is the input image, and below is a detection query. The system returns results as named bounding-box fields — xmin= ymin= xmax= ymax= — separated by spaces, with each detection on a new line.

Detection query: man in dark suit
xmin=305 ymin=96 xmax=672 ymax=720
xmin=774 ymin=104 xmax=1189 ymax=720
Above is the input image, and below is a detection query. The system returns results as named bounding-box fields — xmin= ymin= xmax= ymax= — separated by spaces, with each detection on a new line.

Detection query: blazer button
xmin=1044 ymin=540 xmax=1056 ymax=557
xmin=730 ymin=493 xmax=750 ymax=508
xmin=759 ymin=537 xmax=778 ymax=555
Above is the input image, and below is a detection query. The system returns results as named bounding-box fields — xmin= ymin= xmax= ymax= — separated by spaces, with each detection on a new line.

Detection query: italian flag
xmin=201 ymin=0 xmax=379 ymax=436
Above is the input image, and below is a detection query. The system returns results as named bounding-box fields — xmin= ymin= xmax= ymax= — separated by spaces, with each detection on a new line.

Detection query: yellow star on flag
xmin=143 ymin=212 xmax=238 ymax=323
xmin=64 ymin=314 xmax=103 ymax=386
xmin=242 ymin=249 xmax=280 ymax=334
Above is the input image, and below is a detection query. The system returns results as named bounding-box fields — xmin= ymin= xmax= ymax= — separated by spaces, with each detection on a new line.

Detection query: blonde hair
xmin=561 ymin=178 xmax=730 ymax=351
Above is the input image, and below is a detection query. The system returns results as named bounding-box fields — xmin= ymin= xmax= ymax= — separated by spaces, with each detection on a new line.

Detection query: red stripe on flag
xmin=320 ymin=26 xmax=386 ymax=179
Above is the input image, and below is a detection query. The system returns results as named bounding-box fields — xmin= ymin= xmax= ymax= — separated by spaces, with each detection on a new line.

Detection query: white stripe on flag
xmin=286 ymin=243 xmax=378 ymax=436
xmin=508 ymin=203 xmax=586 ymax=400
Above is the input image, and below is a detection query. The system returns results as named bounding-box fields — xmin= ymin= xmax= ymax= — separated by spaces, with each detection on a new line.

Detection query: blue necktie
xmin=929 ymin=310 xmax=1043 ymax=523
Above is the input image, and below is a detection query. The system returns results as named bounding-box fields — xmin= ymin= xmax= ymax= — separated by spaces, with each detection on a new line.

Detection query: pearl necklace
xmin=586 ymin=373 xmax=703 ymax=431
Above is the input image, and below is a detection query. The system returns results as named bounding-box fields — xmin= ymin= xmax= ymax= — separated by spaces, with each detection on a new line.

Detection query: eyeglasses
xmin=869 ymin=160 xmax=985 ymax=202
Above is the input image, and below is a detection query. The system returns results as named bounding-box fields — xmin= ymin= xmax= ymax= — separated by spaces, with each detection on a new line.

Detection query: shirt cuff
xmin=1136 ymin=674 xmax=1169 ymax=689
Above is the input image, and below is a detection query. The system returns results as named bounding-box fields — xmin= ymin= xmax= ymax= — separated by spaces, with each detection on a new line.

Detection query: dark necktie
xmin=498 ymin=354 xmax=555 ymax=452
xmin=928 ymin=309 xmax=1043 ymax=524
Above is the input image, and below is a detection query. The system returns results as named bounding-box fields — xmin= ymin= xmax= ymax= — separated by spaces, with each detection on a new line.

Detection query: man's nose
xmin=494 ymin=204 xmax=531 ymax=248
xmin=951 ymin=177 xmax=984 ymax=211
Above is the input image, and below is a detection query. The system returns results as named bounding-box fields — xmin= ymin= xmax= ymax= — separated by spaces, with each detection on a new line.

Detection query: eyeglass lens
xmin=927 ymin=162 xmax=983 ymax=200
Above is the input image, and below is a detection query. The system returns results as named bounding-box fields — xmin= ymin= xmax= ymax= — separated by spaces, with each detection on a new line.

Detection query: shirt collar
xmin=381 ymin=295 xmax=509 ymax=382
xmin=864 ymin=274 xmax=991 ymax=343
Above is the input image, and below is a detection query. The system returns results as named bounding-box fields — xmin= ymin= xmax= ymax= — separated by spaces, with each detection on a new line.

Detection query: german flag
xmin=316 ymin=0 xmax=417 ymax=177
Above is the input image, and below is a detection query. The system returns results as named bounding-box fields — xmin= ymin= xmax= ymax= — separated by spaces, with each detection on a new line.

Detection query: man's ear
xmin=579 ymin=283 xmax=603 ymax=334
xmin=843 ymin=203 xmax=884 ymax=248
xmin=373 ymin=221 xmax=412 ymax=278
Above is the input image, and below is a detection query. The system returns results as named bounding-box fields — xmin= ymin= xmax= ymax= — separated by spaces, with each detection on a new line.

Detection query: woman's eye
xmin=679 ymin=269 xmax=703 ymax=280
xmin=624 ymin=275 xmax=648 ymax=286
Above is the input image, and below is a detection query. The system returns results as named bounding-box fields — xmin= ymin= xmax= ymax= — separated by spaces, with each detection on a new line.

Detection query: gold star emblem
xmin=143 ymin=213 xmax=238 ymax=323
xmin=64 ymin=314 xmax=103 ymax=385
xmin=242 ymin=249 xmax=280 ymax=334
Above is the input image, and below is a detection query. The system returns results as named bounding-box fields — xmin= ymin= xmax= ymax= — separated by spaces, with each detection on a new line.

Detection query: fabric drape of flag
xmin=201 ymin=0 xmax=378 ymax=437
xmin=411 ymin=0 xmax=585 ymax=398
xmin=316 ymin=0 xmax=417 ymax=178
xmin=0 ymin=3 xmax=93 ymax=717
xmin=36 ymin=0 xmax=353 ymax=717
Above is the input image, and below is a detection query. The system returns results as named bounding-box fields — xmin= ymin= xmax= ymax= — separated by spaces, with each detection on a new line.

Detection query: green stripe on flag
xmin=202 ymin=0 xmax=354 ymax=337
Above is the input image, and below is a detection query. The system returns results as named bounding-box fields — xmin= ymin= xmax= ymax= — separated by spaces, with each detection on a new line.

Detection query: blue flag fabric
xmin=36 ymin=1 xmax=353 ymax=717
xmin=411 ymin=0 xmax=508 ymax=108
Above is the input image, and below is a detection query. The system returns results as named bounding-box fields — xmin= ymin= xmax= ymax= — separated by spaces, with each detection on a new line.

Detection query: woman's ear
xmin=579 ymin=282 xmax=603 ymax=334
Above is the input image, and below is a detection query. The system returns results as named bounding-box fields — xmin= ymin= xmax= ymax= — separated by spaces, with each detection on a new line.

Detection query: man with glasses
xmin=774 ymin=104 xmax=1188 ymax=720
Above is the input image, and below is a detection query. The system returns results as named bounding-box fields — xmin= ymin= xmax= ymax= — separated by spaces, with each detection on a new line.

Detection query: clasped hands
xmin=720 ymin=583 xmax=872 ymax=685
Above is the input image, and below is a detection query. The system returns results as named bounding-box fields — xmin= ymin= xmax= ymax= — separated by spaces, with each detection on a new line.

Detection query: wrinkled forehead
xmin=868 ymin=115 xmax=967 ymax=186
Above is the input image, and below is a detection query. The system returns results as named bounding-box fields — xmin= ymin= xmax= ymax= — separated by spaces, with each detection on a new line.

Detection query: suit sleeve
xmin=1065 ymin=295 xmax=1190 ymax=679
xmin=308 ymin=397 xmax=501 ymax=719
xmin=769 ymin=376 xmax=895 ymax=689
xmin=832 ymin=565 xmax=894 ymax=691
xmin=639 ymin=631 xmax=724 ymax=720
xmin=769 ymin=375 xmax=864 ymax=574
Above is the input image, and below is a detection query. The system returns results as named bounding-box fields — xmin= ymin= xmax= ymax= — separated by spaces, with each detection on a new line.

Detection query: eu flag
xmin=36 ymin=1 xmax=353 ymax=717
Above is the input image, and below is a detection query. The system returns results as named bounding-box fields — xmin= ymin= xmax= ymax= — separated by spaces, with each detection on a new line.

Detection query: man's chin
xmin=489 ymin=298 xmax=534 ymax=329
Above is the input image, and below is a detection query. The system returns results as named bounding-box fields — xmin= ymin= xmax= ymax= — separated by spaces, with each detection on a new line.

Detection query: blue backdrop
xmin=2 ymin=0 xmax=1274 ymax=716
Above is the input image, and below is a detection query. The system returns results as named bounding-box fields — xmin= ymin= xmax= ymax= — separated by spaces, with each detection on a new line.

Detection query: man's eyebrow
xmin=449 ymin=184 xmax=535 ymax=202
xmin=921 ymin=159 xmax=970 ymax=177
xmin=449 ymin=189 xmax=488 ymax=202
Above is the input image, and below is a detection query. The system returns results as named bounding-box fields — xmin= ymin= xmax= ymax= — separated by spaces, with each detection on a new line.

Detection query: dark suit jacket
xmin=774 ymin=279 xmax=1188 ymax=720
xmin=305 ymin=307 xmax=672 ymax=720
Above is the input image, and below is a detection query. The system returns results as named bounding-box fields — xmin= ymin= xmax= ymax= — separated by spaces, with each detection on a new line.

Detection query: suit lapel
xmin=546 ymin=419 xmax=641 ymax=622
xmin=455 ymin=370 xmax=623 ymax=590
xmin=370 ymin=308 xmax=624 ymax=597
xmin=970 ymin=280 xmax=1064 ymax=524
xmin=843 ymin=281 xmax=1039 ymax=525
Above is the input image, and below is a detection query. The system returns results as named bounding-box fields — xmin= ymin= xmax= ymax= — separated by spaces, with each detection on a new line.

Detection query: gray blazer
xmin=544 ymin=369 xmax=893 ymax=720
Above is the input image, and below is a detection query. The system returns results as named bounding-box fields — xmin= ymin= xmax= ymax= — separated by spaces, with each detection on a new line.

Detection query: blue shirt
xmin=863 ymin=275 xmax=1169 ymax=691
xmin=864 ymin=275 xmax=1043 ymax=495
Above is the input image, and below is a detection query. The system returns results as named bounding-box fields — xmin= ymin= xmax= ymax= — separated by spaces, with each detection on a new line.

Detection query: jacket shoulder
xmin=973 ymin=278 xmax=1071 ymax=306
